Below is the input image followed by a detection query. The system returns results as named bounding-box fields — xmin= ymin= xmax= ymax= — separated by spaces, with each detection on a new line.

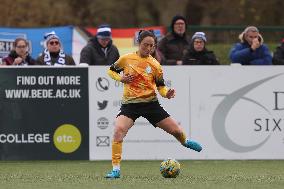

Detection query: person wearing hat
xmin=80 ymin=24 xmax=119 ymax=65
xmin=157 ymin=15 xmax=191 ymax=65
xmin=36 ymin=31 xmax=75 ymax=66
xmin=229 ymin=26 xmax=272 ymax=65
xmin=183 ymin=32 xmax=220 ymax=65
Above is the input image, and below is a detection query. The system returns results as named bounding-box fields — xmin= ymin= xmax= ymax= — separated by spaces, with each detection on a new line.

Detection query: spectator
xmin=183 ymin=32 xmax=220 ymax=65
xmin=2 ymin=38 xmax=35 ymax=66
xmin=157 ymin=15 xmax=191 ymax=65
xmin=272 ymin=38 xmax=284 ymax=65
xmin=36 ymin=31 xmax=75 ymax=66
xmin=229 ymin=26 xmax=272 ymax=65
xmin=80 ymin=24 xmax=119 ymax=65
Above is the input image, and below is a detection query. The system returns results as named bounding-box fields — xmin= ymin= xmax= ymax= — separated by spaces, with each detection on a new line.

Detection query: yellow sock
xmin=176 ymin=131 xmax=187 ymax=145
xmin=112 ymin=141 xmax=122 ymax=168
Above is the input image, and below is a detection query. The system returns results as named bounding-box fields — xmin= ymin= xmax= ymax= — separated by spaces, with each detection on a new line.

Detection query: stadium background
xmin=1 ymin=25 xmax=284 ymax=65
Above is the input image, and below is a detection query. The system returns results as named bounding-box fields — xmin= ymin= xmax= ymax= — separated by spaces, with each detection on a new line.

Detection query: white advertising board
xmin=89 ymin=66 xmax=284 ymax=160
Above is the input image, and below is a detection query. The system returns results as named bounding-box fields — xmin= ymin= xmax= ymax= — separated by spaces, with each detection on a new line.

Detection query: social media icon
xmin=97 ymin=117 xmax=109 ymax=129
xmin=98 ymin=100 xmax=108 ymax=110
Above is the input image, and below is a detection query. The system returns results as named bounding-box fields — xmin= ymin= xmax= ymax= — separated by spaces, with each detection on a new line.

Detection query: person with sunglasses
xmin=36 ymin=31 xmax=75 ymax=66
xmin=2 ymin=38 xmax=35 ymax=66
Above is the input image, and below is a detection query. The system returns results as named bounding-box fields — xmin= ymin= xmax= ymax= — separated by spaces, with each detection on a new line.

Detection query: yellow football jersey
xmin=108 ymin=52 xmax=168 ymax=104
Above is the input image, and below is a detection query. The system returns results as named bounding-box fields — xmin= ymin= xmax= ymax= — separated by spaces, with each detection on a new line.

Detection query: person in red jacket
xmin=2 ymin=38 xmax=35 ymax=66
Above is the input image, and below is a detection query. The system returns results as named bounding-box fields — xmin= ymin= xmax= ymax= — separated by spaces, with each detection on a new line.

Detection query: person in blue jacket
xmin=229 ymin=26 xmax=272 ymax=65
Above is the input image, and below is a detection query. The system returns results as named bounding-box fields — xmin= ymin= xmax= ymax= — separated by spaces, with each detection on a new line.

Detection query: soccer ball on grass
xmin=160 ymin=158 xmax=180 ymax=178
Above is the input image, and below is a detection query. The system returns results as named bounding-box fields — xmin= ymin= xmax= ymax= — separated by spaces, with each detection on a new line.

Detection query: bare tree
xmin=0 ymin=0 xmax=283 ymax=27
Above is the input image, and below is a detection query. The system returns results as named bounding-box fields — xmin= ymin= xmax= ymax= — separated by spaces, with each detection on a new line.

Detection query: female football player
xmin=106 ymin=30 xmax=202 ymax=178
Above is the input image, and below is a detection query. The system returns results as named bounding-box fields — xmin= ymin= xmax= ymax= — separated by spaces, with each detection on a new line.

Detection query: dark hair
xmin=137 ymin=30 xmax=156 ymax=44
xmin=13 ymin=38 xmax=28 ymax=48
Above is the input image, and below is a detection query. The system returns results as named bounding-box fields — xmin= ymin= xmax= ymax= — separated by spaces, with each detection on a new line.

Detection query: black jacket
xmin=157 ymin=32 xmax=191 ymax=65
xmin=272 ymin=42 xmax=284 ymax=65
xmin=183 ymin=48 xmax=220 ymax=65
xmin=80 ymin=36 xmax=120 ymax=65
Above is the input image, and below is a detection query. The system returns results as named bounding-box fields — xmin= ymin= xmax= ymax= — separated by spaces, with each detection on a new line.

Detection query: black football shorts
xmin=117 ymin=100 xmax=170 ymax=127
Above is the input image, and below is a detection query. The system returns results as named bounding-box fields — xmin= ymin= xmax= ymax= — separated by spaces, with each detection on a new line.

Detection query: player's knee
xmin=113 ymin=125 xmax=127 ymax=141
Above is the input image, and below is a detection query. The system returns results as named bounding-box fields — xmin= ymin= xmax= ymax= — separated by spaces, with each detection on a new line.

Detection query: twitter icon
xmin=98 ymin=100 xmax=108 ymax=110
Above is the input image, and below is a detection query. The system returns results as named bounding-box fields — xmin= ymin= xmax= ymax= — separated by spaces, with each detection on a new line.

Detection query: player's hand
xmin=251 ymin=38 xmax=260 ymax=51
xmin=121 ymin=73 xmax=135 ymax=84
xmin=166 ymin=88 xmax=176 ymax=99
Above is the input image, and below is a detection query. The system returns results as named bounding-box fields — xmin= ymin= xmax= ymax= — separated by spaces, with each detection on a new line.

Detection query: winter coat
xmin=80 ymin=37 xmax=120 ymax=65
xmin=2 ymin=50 xmax=36 ymax=65
xmin=157 ymin=33 xmax=191 ymax=65
xmin=229 ymin=33 xmax=272 ymax=65
xmin=36 ymin=52 xmax=75 ymax=65
xmin=272 ymin=42 xmax=284 ymax=65
xmin=183 ymin=48 xmax=220 ymax=65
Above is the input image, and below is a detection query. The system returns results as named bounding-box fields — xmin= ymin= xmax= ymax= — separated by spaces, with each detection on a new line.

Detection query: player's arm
xmin=156 ymin=64 xmax=175 ymax=99
xmin=107 ymin=65 xmax=123 ymax=81
xmin=156 ymin=77 xmax=176 ymax=99
xmin=107 ymin=64 xmax=135 ymax=83
xmin=157 ymin=81 xmax=175 ymax=99
xmin=156 ymin=77 xmax=168 ymax=98
xmin=107 ymin=55 xmax=125 ymax=82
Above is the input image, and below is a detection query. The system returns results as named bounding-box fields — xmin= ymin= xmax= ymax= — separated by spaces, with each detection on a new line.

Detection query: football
xmin=160 ymin=158 xmax=181 ymax=178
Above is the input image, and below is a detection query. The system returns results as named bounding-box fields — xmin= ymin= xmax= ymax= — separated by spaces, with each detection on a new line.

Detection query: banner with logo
xmin=89 ymin=66 xmax=191 ymax=160
xmin=89 ymin=66 xmax=284 ymax=160
xmin=188 ymin=66 xmax=284 ymax=159
xmin=0 ymin=26 xmax=73 ymax=62
xmin=0 ymin=67 xmax=89 ymax=160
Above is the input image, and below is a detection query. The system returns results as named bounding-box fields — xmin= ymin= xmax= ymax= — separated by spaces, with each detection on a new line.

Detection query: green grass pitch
xmin=0 ymin=160 xmax=284 ymax=189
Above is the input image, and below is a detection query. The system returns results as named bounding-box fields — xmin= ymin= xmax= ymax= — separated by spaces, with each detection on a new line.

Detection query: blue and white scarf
xmin=43 ymin=48 xmax=66 ymax=66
